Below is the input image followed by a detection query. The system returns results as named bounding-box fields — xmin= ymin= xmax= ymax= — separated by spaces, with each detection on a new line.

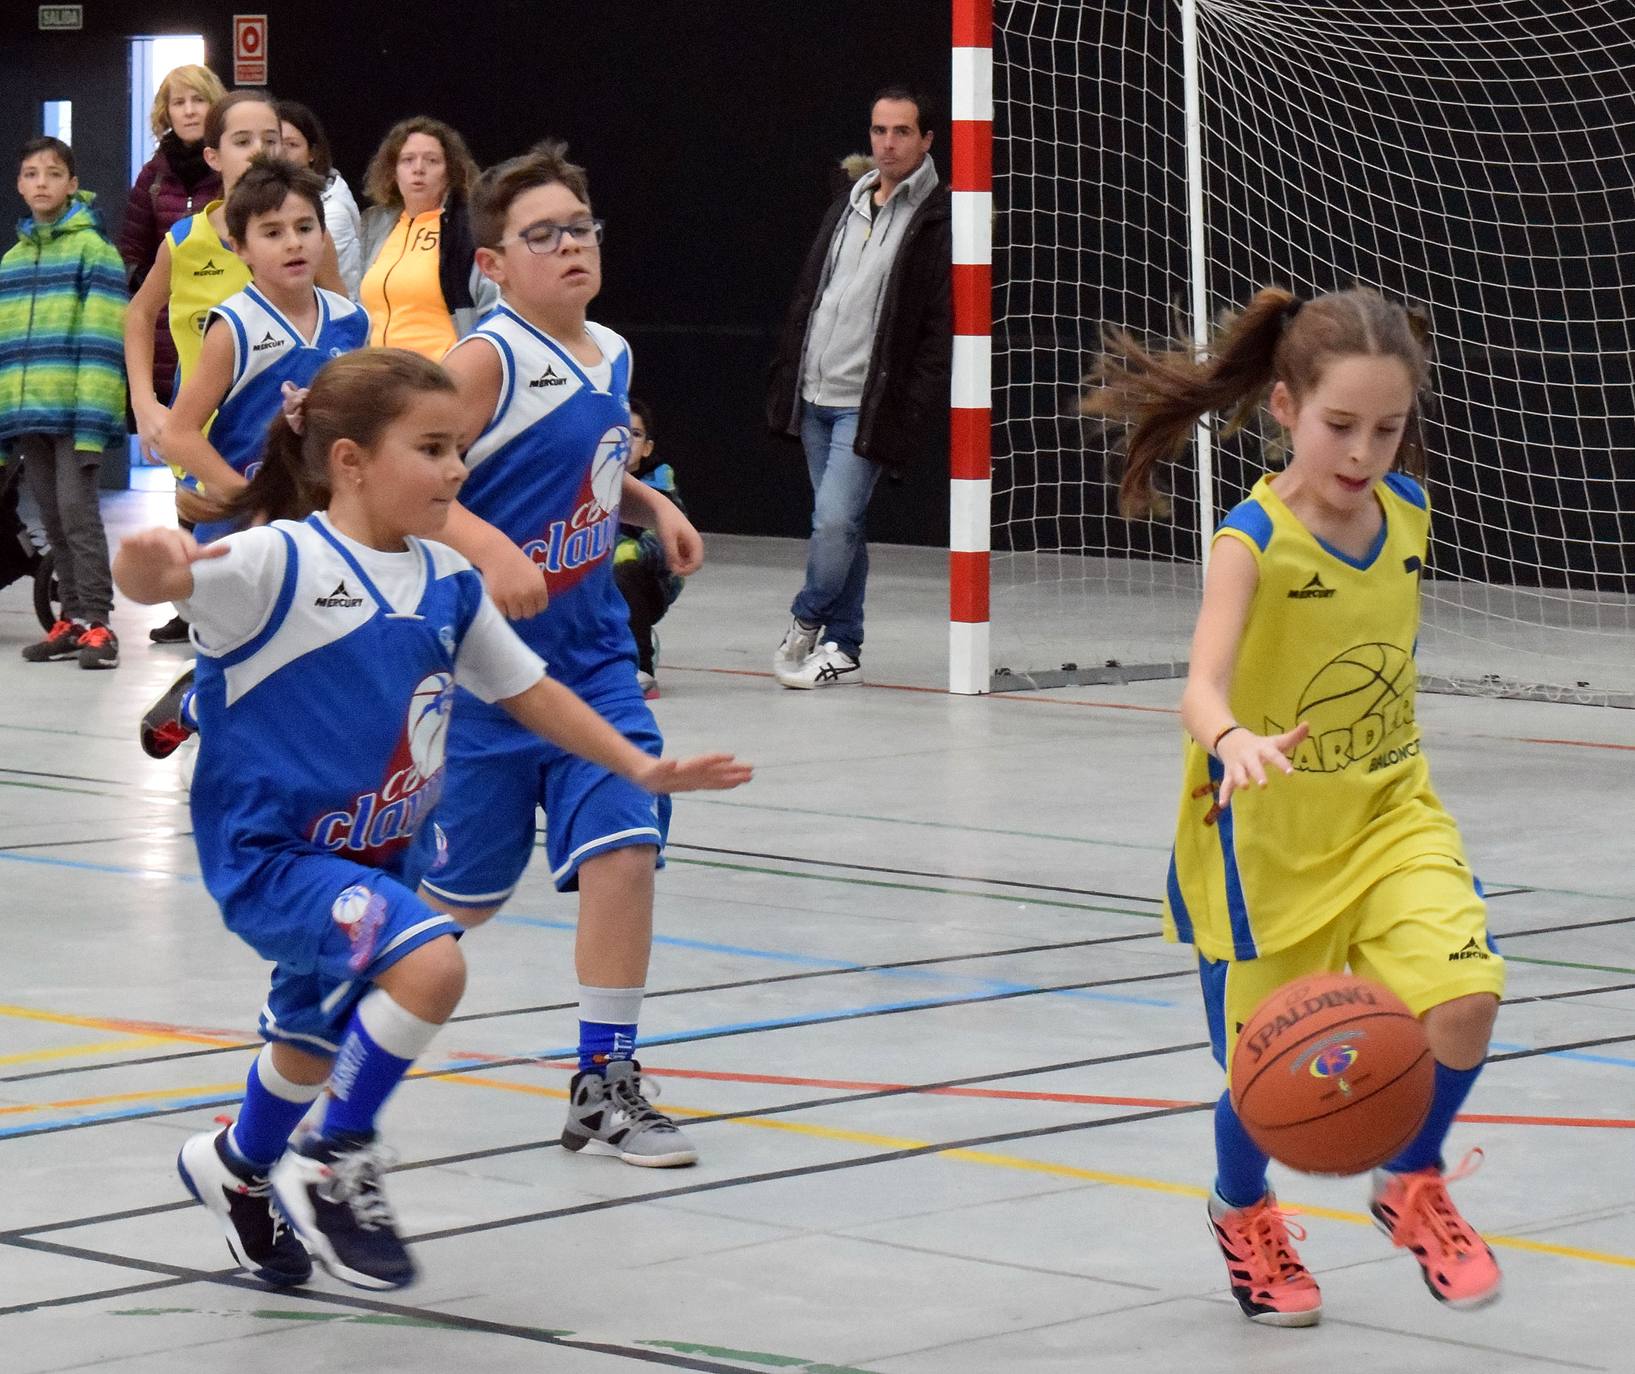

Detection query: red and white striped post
xmin=949 ymin=0 xmax=993 ymax=695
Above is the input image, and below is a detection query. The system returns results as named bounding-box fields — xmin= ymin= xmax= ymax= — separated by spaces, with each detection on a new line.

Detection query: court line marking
xmin=0 ymin=1037 xmax=177 ymax=1068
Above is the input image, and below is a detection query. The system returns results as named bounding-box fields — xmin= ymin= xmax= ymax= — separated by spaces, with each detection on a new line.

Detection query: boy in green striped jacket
xmin=0 ymin=136 xmax=128 ymax=668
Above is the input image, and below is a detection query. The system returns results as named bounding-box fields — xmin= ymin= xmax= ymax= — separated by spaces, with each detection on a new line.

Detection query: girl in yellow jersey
xmin=1086 ymin=288 xmax=1504 ymax=1327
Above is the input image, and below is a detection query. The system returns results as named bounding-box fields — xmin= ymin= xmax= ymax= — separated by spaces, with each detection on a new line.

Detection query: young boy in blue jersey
xmin=422 ymin=144 xmax=711 ymax=1166
xmin=140 ymin=157 xmax=368 ymax=758
xmin=114 ymin=349 xmax=749 ymax=1291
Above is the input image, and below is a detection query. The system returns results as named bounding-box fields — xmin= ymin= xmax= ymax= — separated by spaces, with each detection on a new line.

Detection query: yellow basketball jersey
xmin=1164 ymin=472 xmax=1470 ymax=963
xmin=166 ymin=204 xmax=251 ymax=389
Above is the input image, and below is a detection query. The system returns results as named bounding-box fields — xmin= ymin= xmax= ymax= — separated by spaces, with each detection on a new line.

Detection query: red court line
xmin=452 ymin=1055 xmax=1634 ymax=1128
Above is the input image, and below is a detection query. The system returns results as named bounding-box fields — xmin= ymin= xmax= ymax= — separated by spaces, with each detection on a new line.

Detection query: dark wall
xmin=0 ymin=1 xmax=952 ymax=546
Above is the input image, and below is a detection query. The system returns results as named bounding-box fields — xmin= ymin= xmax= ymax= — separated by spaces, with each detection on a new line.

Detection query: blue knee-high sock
xmin=1215 ymin=1092 xmax=1271 ymax=1208
xmin=319 ymin=990 xmax=441 ymax=1141
xmin=1386 ymin=1060 xmax=1482 ymax=1174
xmin=577 ymin=984 xmax=644 ymax=1074
xmin=226 ymin=1047 xmax=325 ymax=1174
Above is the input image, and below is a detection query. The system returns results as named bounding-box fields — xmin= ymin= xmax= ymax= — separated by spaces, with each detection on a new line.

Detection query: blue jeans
xmin=792 ymin=403 xmax=880 ymax=659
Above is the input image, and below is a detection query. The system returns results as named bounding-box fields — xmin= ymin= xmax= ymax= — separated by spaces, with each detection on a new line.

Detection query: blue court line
xmin=494 ymin=913 xmax=1175 ymax=1008
xmin=0 ymin=851 xmax=200 ymax=882
xmin=1490 ymin=1039 xmax=1635 ymax=1070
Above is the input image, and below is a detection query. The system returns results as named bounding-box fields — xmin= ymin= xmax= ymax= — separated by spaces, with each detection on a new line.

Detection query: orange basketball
xmin=1230 ymin=972 xmax=1434 ymax=1175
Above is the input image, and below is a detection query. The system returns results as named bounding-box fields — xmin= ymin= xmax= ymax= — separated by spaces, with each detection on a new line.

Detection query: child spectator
xmin=0 ymin=137 xmax=127 ymax=668
xmin=613 ymin=398 xmax=686 ymax=697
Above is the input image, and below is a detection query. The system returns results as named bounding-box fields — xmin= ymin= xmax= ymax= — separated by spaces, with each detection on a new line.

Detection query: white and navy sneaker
xmin=177 ymin=1128 xmax=311 ymax=1286
xmin=271 ymin=1134 xmax=416 ymax=1289
xmin=773 ymin=617 xmax=821 ymax=674
xmin=775 ymin=641 xmax=862 ymax=689
xmin=562 ymin=1060 xmax=699 ymax=1167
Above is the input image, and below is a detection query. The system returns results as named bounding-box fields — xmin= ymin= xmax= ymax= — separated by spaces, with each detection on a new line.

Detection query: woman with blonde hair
xmin=357 ymin=116 xmax=498 ymax=359
xmin=118 ymin=63 xmax=227 ymax=410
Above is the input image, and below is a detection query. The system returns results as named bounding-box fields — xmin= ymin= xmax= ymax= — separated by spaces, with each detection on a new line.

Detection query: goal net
xmin=990 ymin=0 xmax=1635 ymax=705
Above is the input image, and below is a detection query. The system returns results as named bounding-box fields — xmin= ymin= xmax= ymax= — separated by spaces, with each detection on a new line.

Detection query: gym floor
xmin=2 ymin=487 xmax=1632 ymax=1373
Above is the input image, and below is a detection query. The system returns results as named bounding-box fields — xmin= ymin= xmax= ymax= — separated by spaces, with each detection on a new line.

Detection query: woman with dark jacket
xmin=117 ymin=63 xmax=226 ymax=409
xmin=357 ymin=117 xmax=498 ymax=359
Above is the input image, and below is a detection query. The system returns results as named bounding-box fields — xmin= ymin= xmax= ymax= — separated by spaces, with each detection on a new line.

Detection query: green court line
xmin=666 ymin=856 xmax=1159 ymax=920
xmin=1506 ymin=954 xmax=1635 ymax=976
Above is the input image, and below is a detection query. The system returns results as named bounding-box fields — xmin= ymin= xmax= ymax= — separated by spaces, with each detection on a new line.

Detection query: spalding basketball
xmin=1230 ymin=972 xmax=1433 ymax=1175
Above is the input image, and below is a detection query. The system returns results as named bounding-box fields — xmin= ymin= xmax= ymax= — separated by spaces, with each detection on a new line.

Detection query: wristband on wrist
xmin=1211 ymin=724 xmax=1245 ymax=754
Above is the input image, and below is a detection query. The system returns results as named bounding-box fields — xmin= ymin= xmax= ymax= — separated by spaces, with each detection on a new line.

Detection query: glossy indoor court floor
xmin=2 ymin=487 xmax=1632 ymax=1373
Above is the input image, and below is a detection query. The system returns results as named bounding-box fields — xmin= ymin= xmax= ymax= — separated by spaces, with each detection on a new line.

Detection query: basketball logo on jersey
xmin=520 ymin=424 xmax=628 ymax=594
xmin=310 ymin=671 xmax=453 ymax=861
xmin=1266 ymin=641 xmax=1418 ymax=775
xmin=331 ymin=882 xmax=388 ymax=972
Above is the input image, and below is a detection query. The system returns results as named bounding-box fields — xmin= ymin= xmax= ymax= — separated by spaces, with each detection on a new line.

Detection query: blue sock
xmin=1214 ymin=1091 xmax=1271 ymax=1208
xmin=577 ymin=985 xmax=644 ymax=1074
xmin=319 ymin=990 xmax=440 ymax=1141
xmin=226 ymin=1048 xmax=324 ymax=1174
xmin=1386 ymin=1060 xmax=1482 ymax=1174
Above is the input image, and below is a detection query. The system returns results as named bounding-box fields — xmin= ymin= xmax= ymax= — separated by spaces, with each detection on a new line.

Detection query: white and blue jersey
xmin=425 ymin=308 xmax=668 ymax=905
xmin=191 ymin=285 xmax=367 ymax=543
xmin=451 ymin=307 xmax=638 ymax=697
xmin=182 ymin=514 xmax=545 ymax=1050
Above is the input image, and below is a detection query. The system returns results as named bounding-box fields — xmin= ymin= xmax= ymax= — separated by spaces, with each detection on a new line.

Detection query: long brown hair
xmin=1084 ymin=287 xmax=1432 ymax=517
xmin=226 ymin=350 xmax=458 ymax=524
xmin=363 ymin=116 xmax=478 ymax=208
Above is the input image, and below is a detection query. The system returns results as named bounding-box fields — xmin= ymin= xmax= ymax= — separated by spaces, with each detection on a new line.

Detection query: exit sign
xmin=39 ymin=4 xmax=83 ymax=28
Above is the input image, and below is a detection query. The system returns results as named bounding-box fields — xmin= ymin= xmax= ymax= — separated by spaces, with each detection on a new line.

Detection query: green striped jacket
xmin=0 ymin=190 xmax=128 ymax=453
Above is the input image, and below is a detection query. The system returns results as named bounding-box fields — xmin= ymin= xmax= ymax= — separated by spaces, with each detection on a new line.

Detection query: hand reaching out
xmin=483 ymin=546 xmax=550 ymax=620
xmin=1215 ymin=722 xmax=1310 ymax=808
xmin=634 ymin=753 xmax=753 ymax=794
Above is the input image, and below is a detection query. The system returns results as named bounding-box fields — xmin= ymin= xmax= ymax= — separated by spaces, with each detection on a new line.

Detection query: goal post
xmin=963 ymin=0 xmax=1635 ymax=706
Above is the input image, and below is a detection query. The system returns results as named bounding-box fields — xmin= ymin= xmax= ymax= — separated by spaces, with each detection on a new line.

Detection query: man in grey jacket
xmin=766 ymin=87 xmax=951 ymax=689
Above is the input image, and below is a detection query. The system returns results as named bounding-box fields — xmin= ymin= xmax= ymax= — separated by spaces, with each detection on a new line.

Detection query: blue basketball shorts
xmin=421 ymin=677 xmax=670 ymax=907
xmin=221 ymin=850 xmax=462 ymax=1055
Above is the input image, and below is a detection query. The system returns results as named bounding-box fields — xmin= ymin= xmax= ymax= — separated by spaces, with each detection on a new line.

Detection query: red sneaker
xmin=1209 ymin=1190 xmax=1323 ymax=1326
xmin=1371 ymin=1149 xmax=1502 ymax=1309
xmin=21 ymin=619 xmax=84 ymax=662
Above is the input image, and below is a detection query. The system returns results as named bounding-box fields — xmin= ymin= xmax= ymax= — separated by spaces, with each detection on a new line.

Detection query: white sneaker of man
xmin=775 ymin=641 xmax=862 ymax=689
xmin=773 ymin=617 xmax=821 ymax=674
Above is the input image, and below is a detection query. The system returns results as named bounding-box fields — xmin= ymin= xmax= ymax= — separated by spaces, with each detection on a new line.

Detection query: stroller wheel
xmin=34 ymin=548 xmax=58 ymax=631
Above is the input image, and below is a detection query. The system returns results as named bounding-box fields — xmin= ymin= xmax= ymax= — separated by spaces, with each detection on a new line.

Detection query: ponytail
xmin=1083 ymin=286 xmax=1431 ymax=518
xmin=223 ymin=412 xmax=328 ymax=525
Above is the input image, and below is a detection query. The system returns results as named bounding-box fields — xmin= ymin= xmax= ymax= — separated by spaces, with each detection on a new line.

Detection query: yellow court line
xmin=436 ymin=1072 xmax=1635 ymax=1270
xmin=0 ymin=1003 xmax=247 ymax=1048
xmin=0 ymin=1080 xmax=242 ymax=1118
xmin=0 ymin=1036 xmax=179 ymax=1068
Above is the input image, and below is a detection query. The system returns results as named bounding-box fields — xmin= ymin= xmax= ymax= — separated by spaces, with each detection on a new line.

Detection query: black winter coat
xmin=766 ymin=180 xmax=951 ymax=475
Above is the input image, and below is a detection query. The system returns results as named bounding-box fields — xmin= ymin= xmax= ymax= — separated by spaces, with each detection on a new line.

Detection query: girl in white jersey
xmin=115 ymin=350 xmax=750 ymax=1292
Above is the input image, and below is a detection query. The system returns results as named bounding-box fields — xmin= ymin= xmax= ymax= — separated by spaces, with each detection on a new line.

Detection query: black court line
xmin=0 ymin=765 xmax=131 ymax=787
xmin=0 ymin=1238 xmax=779 ymax=1371
xmin=1502 ymin=980 xmax=1635 ymax=1006
xmin=1480 ymin=887 xmax=1533 ymax=899
xmin=1489 ymin=1032 xmax=1635 ymax=1062
xmin=1496 ymin=915 xmax=1635 ymax=939
xmin=667 ymin=842 xmax=1165 ymax=904
xmin=0 ymin=1100 xmax=1208 ymax=1337
xmin=0 ymin=833 xmax=156 ymax=854
xmin=1 ymin=1040 xmax=1212 ymax=1243
xmin=0 ymin=930 xmax=1165 ymax=1086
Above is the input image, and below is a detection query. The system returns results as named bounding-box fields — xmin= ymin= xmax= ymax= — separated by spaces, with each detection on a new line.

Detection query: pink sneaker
xmin=1371 ymin=1149 xmax=1502 ymax=1309
xmin=1209 ymin=1190 xmax=1323 ymax=1326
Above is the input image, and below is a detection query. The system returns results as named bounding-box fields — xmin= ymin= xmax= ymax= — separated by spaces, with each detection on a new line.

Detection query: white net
xmin=992 ymin=0 xmax=1635 ymax=704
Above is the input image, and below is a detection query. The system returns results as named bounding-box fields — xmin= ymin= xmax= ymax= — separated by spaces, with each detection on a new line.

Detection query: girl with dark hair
xmin=277 ymin=100 xmax=364 ymax=295
xmin=357 ymin=117 xmax=497 ymax=358
xmin=1086 ymin=287 xmax=1504 ymax=1326
xmin=113 ymin=348 xmax=749 ymax=1293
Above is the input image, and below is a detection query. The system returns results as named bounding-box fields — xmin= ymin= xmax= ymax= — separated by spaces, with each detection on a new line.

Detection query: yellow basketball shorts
xmin=1197 ymin=856 xmax=1506 ymax=1072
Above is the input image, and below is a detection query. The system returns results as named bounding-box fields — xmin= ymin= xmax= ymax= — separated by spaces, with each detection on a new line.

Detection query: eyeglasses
xmin=506 ymin=218 xmax=605 ymax=255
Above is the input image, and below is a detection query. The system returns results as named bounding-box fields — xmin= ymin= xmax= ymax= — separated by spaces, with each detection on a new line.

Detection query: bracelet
xmin=1211 ymin=724 xmax=1245 ymax=754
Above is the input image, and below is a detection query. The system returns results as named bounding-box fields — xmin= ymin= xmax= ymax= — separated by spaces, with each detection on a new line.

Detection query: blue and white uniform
xmin=425 ymin=307 xmax=667 ymax=904
xmin=190 ymin=285 xmax=368 ymax=543
xmin=182 ymin=513 xmax=545 ymax=1052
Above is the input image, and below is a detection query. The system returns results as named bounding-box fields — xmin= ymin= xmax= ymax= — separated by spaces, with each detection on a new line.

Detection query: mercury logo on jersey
xmin=251 ymin=331 xmax=285 ymax=353
xmin=1287 ymin=572 xmax=1335 ymax=599
xmin=520 ymin=424 xmax=629 ymax=592
xmin=528 ymin=366 xmax=568 ymax=388
xmin=309 ymin=672 xmax=453 ymax=861
xmin=314 ymin=580 xmax=364 ymax=608
xmin=195 ymin=257 xmax=226 ymax=277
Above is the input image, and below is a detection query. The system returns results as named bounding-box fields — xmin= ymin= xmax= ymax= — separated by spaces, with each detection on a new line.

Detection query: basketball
xmin=405 ymin=671 xmax=454 ymax=781
xmin=1230 ymin=972 xmax=1434 ymax=1175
